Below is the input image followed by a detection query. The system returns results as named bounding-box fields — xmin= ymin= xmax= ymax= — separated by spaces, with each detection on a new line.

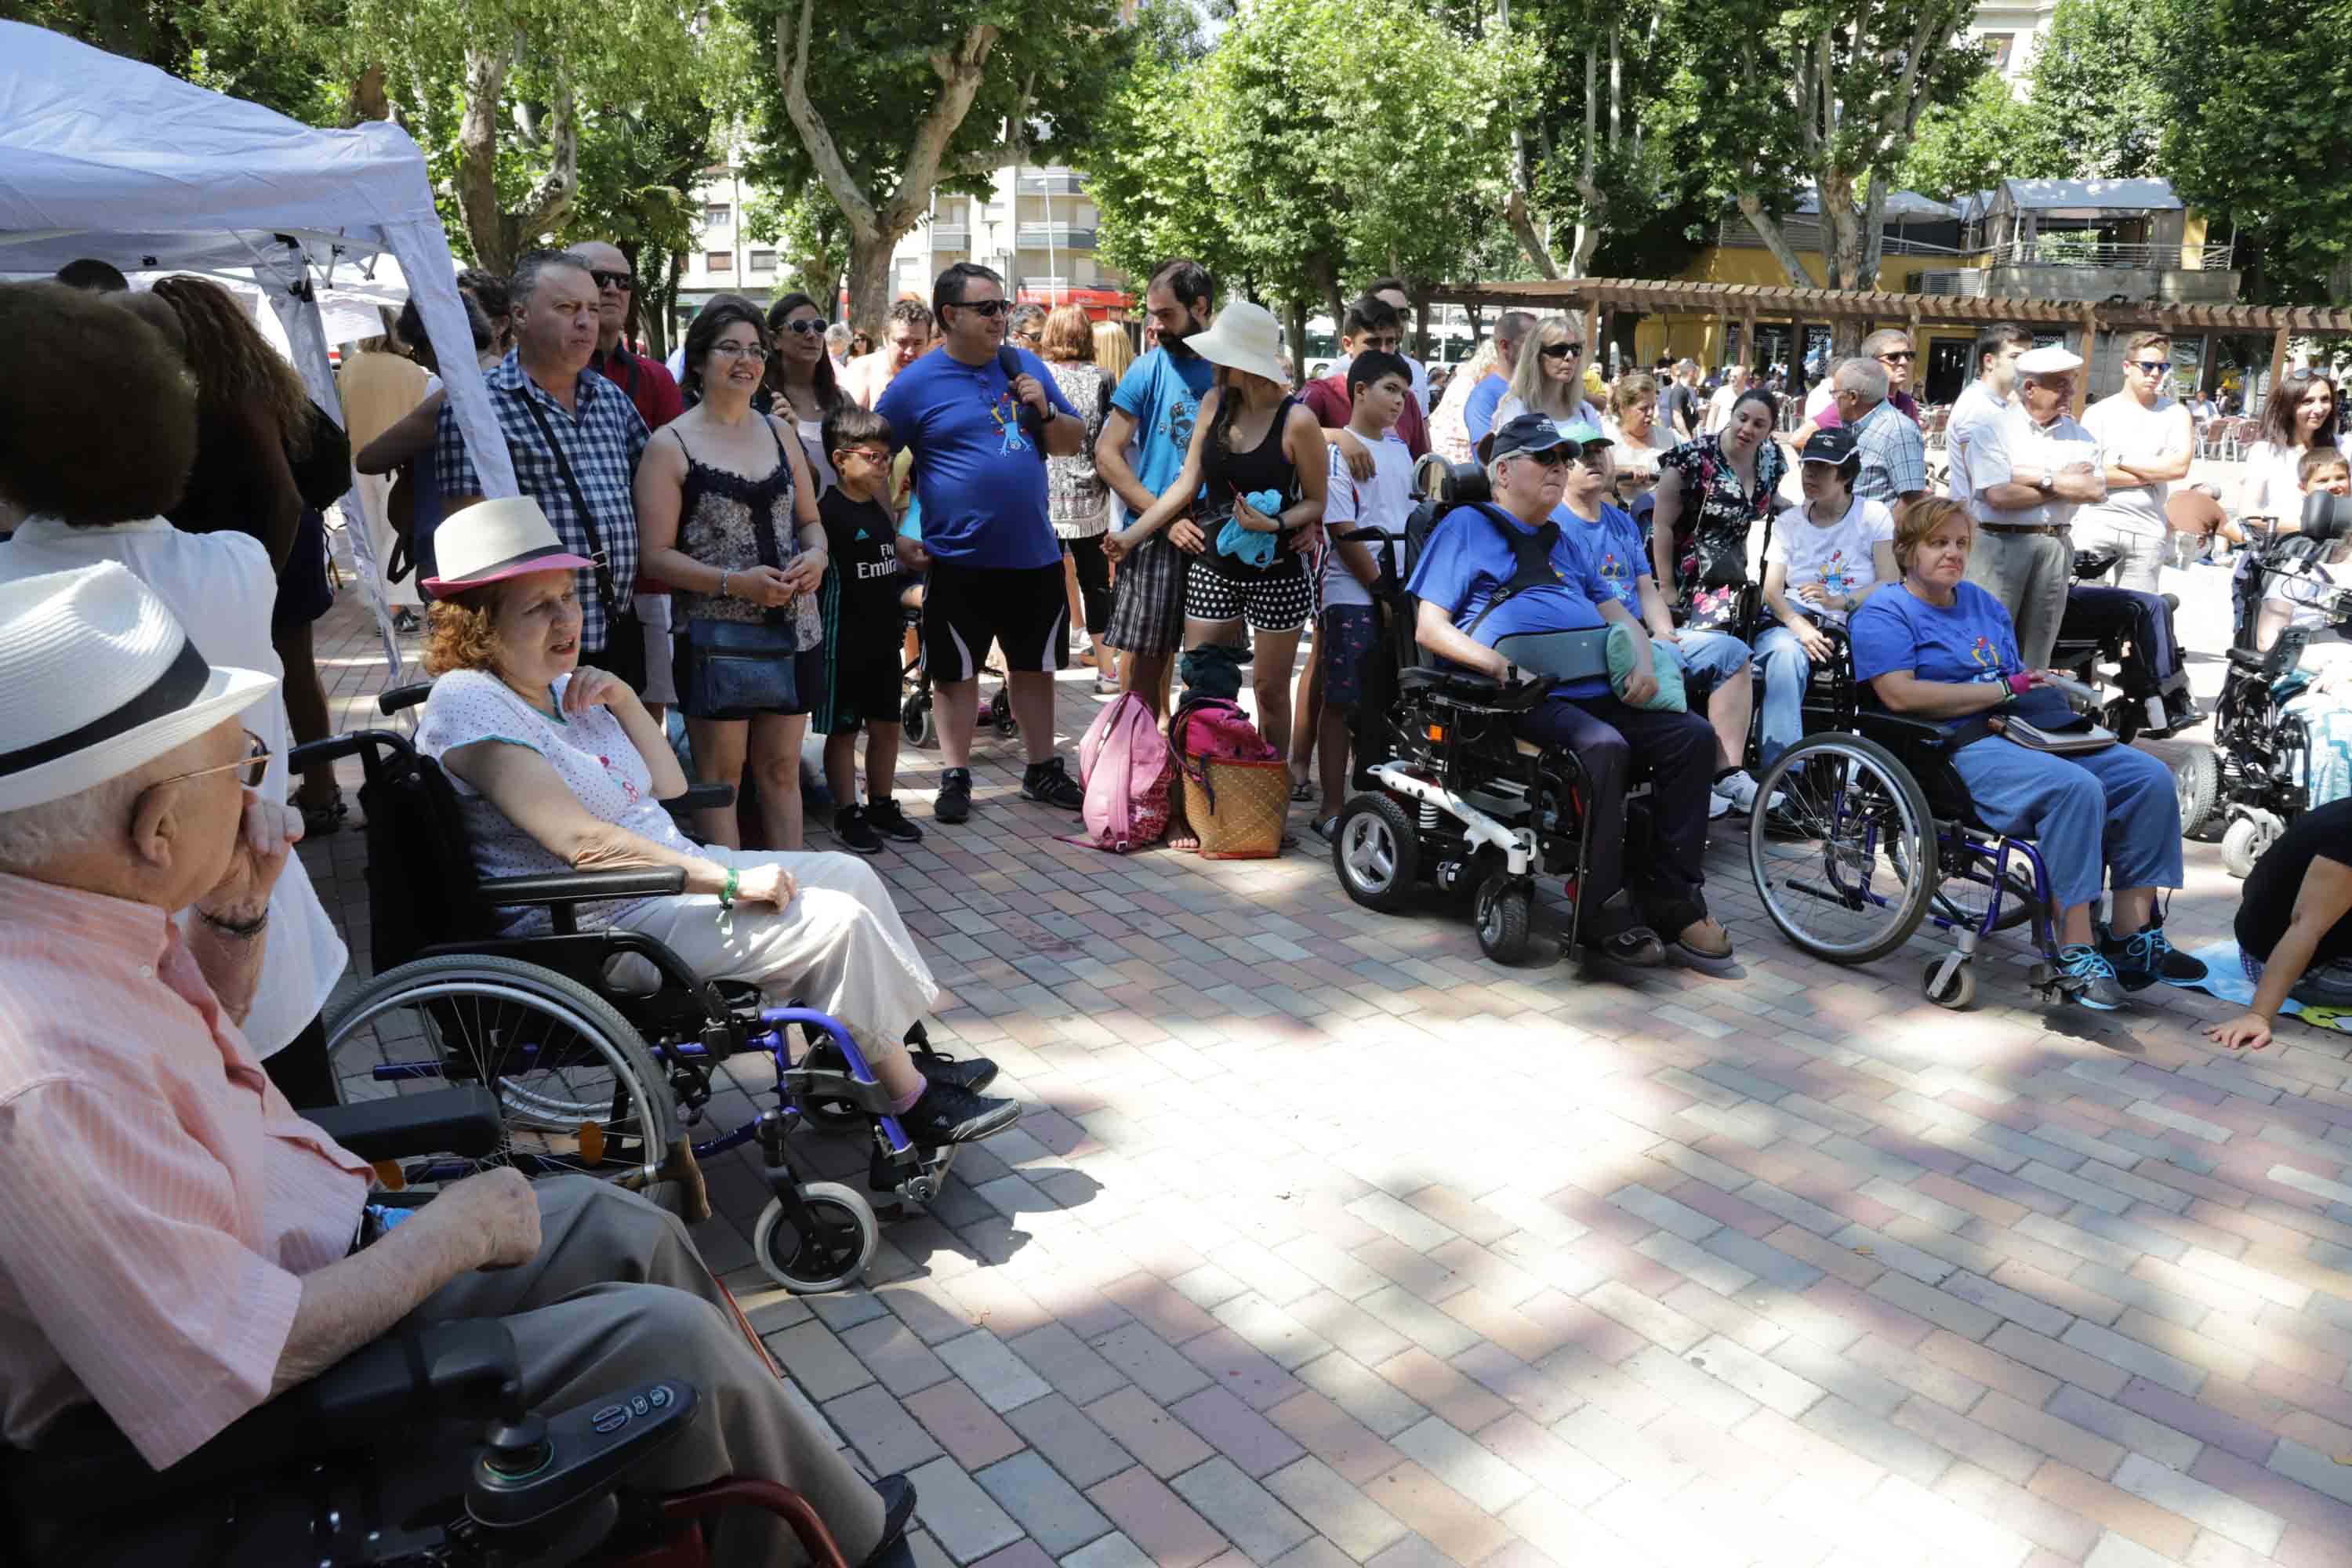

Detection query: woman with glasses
xmin=633 ymin=295 xmax=829 ymax=850
xmin=765 ymin=292 xmax=849 ymax=495
xmin=0 ymin=281 xmax=347 ymax=1106
xmin=1490 ymin=317 xmax=1602 ymax=434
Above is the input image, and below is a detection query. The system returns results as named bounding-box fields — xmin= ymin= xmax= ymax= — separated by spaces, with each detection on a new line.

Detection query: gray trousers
xmin=1965 ymin=528 xmax=2074 ymax=669
xmin=407 ymin=1178 xmax=884 ymax=1566
xmin=2070 ymin=515 xmax=2168 ymax=593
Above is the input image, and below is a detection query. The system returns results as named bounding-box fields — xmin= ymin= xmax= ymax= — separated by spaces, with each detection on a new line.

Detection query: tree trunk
xmin=1286 ymin=299 xmax=1309 ymax=383
xmin=344 ymin=64 xmax=390 ymax=125
xmin=1306 ymin=252 xmax=1345 ymax=345
xmin=1410 ymin=283 xmax=1433 ymax=361
xmin=1503 ymin=187 xmax=1561 ymax=279
xmin=1735 ymin=191 xmax=1815 ymax=288
xmin=845 ymin=232 xmax=899 ymax=339
xmin=1817 ymin=170 xmax=1866 ymax=292
xmin=452 ymin=44 xmax=514 ymax=274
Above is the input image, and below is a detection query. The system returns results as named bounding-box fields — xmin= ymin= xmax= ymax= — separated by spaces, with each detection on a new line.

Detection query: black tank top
xmin=1202 ymin=394 xmax=1301 ymax=581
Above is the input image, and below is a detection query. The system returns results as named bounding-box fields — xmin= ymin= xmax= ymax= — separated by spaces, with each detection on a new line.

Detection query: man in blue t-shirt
xmin=877 ymin=263 xmax=1084 ymax=822
xmin=1407 ymin=412 xmax=1730 ymax=969
xmin=1096 ymin=259 xmax=1219 ymax=716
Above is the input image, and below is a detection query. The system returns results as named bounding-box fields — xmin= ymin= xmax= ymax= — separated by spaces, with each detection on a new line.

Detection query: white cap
xmin=2016 ymin=346 xmax=2083 ymax=376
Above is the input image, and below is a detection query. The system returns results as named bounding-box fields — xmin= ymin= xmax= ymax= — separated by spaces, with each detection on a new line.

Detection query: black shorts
xmin=922 ymin=559 xmax=1068 ymax=684
xmin=813 ymin=642 xmax=903 ymax=735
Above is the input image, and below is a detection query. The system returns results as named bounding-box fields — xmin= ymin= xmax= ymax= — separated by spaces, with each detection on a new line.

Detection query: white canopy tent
xmin=0 ymin=20 xmax=517 ymax=673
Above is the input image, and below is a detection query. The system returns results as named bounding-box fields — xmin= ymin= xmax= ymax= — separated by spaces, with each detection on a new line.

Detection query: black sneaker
xmin=896 ymin=1080 xmax=1022 ymax=1145
xmin=2102 ymin=920 xmax=2208 ymax=990
xmin=912 ymin=1044 xmax=1000 ymax=1094
xmin=862 ymin=1474 xmax=919 ymax=1568
xmin=2058 ymin=944 xmax=2130 ymax=1010
xmin=935 ymin=768 xmax=973 ymax=824
xmin=869 ymin=797 xmax=924 ymax=844
xmin=1020 ymin=756 xmax=1084 ymax=809
xmin=835 ymin=805 xmax=884 ymax=855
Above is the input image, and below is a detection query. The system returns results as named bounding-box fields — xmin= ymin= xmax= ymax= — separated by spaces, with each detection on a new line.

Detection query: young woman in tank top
xmin=1114 ymin=301 xmax=1328 ymax=848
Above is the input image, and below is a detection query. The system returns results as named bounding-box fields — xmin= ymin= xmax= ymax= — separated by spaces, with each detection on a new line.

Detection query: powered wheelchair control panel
xmin=468 ymin=1378 xmax=702 ymax=1530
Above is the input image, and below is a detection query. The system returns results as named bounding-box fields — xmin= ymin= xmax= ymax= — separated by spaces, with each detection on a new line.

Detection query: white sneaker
xmin=1715 ymin=769 xmax=1763 ymax=811
xmin=1707 ymin=789 xmax=1735 ymax=820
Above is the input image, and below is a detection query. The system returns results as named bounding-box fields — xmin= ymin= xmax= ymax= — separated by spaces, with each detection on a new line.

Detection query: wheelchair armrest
xmin=379 ymin=682 xmax=433 ymax=715
xmin=2227 ymin=647 xmax=2268 ymax=673
xmin=477 ymin=868 xmax=688 ymax=906
xmin=662 ymin=783 xmax=735 ymax=814
xmin=288 ymin=733 xmax=366 ymax=772
xmin=304 ymin=1085 xmax=503 ymax=1159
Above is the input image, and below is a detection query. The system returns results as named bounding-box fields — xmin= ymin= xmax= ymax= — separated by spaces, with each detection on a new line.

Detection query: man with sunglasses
xmin=2074 ymin=332 xmax=2194 ymax=591
xmin=1790 ymin=328 xmax=1922 ymax=452
xmin=575 ymin=241 xmax=684 ymax=434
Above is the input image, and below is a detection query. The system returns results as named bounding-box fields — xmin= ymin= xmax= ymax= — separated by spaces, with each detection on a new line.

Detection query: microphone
xmin=998 ymin=345 xmax=1044 ymax=448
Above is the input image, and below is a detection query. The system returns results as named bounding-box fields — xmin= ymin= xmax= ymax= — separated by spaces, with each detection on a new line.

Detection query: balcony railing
xmin=927 ymin=225 xmax=971 ymax=252
xmin=1019 ymin=169 xmax=1086 ymax=195
xmin=1984 ymin=236 xmax=2238 ymax=270
xmin=1016 ymin=223 xmax=1096 ymax=251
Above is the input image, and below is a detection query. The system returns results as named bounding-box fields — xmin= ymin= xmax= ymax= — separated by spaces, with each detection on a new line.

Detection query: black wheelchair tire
xmin=2160 ymin=741 xmax=2223 ymax=838
xmin=1924 ymin=956 xmax=1977 ymax=1011
xmin=1749 ymin=733 xmax=1936 ymax=965
xmin=1473 ymin=873 xmax=1533 ymax=965
xmin=325 ymin=953 xmax=683 ymax=1190
xmin=902 ymin=695 xmax=935 ymax=749
xmin=1333 ymin=793 xmax=1421 ymax=913
xmin=754 ymin=1181 xmax=880 ymax=1294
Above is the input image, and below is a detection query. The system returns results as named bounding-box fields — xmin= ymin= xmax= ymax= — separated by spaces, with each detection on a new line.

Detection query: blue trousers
xmin=1949 ymin=739 xmax=2184 ymax=913
xmin=1750 ymin=625 xmax=1813 ymax=764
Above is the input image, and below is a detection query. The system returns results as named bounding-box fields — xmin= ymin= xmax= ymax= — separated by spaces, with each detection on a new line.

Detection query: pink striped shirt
xmin=0 ymin=873 xmax=372 ymax=1468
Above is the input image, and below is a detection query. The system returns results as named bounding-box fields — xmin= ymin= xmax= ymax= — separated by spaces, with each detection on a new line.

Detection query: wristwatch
xmin=2031 ymin=466 xmax=2055 ymax=494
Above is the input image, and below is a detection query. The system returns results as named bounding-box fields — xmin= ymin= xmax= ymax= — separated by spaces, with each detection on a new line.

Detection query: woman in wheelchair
xmin=1850 ymin=499 xmax=2205 ymax=1009
xmin=1409 ymin=413 xmax=1733 ymax=967
xmin=414 ymin=499 xmax=1018 ymax=1149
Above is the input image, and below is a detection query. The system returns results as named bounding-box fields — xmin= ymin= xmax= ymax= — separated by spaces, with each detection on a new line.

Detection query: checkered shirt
xmin=1849 ymin=397 xmax=1928 ymax=504
xmin=434 ymin=350 xmax=651 ymax=652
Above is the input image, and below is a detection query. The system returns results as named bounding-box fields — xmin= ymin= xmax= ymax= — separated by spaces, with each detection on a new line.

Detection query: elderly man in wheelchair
xmin=1404 ymin=412 xmax=1731 ymax=967
xmin=0 ymin=564 xmax=909 ymax=1567
xmin=1846 ymin=499 xmax=2206 ymax=1009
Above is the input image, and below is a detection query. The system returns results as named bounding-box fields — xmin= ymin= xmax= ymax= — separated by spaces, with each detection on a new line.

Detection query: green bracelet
xmin=716 ymin=868 xmax=740 ymax=935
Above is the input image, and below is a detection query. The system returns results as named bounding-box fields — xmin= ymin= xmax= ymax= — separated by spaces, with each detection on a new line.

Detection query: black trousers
xmin=1065 ymin=533 xmax=1114 ymax=637
xmin=1516 ymin=691 xmax=1716 ymax=935
xmin=262 ymin=1012 xmax=337 ymax=1111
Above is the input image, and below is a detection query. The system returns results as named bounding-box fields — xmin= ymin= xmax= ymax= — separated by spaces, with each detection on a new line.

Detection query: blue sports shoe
xmin=2103 ymin=921 xmax=2209 ymax=991
xmin=2058 ymin=944 xmax=2129 ymax=1010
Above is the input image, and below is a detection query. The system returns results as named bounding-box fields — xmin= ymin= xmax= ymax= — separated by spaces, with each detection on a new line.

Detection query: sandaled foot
xmin=1674 ymin=916 xmax=1736 ymax=964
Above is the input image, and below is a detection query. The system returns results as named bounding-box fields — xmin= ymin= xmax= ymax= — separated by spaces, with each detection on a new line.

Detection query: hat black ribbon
xmin=0 ymin=638 xmax=211 ymax=778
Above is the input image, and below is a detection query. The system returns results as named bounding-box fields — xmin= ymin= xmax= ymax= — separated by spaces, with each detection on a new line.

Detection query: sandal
xmin=1289 ymin=777 xmax=1315 ymax=804
xmin=300 ymin=797 xmax=350 ymax=837
xmin=1308 ymin=815 xmax=1338 ymax=844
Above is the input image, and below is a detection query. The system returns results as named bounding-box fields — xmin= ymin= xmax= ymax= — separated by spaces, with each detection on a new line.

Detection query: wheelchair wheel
xmin=990 ymin=688 xmax=1019 ymax=738
xmin=1749 ymin=734 xmax=1936 ymax=964
xmin=1895 ymin=837 xmax=2037 ymax=935
xmin=1473 ymin=873 xmax=1532 ymax=965
xmin=2223 ymin=814 xmax=2278 ymax=880
xmin=325 ymin=955 xmax=681 ymax=1189
xmin=1924 ymin=956 xmax=1977 ymax=1011
xmin=753 ymin=1181 xmax=880 ymax=1294
xmin=1334 ymin=793 xmax=1421 ymax=912
xmin=2166 ymin=742 xmax=2222 ymax=837
xmin=902 ymin=694 xmax=934 ymax=749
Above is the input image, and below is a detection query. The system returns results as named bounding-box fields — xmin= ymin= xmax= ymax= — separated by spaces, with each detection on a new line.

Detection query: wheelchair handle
xmin=379 ymin=682 xmax=432 ymax=715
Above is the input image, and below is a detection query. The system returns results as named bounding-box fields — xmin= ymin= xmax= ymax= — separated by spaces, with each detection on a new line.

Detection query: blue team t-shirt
xmin=1109 ymin=349 xmax=1217 ymax=504
xmin=1560 ymin=501 xmax=1650 ymax=616
xmin=1405 ymin=503 xmax=1612 ymax=699
xmin=876 ymin=345 xmax=1077 ymax=570
xmin=1849 ymin=580 xmax=2024 ymax=733
xmin=1464 ymin=373 xmax=1510 ymax=442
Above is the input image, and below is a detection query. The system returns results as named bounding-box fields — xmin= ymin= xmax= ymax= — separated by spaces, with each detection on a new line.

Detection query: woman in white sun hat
xmin=1105 ymin=299 xmax=1329 ymax=848
xmin=411 ymin=496 xmax=1020 ymax=1149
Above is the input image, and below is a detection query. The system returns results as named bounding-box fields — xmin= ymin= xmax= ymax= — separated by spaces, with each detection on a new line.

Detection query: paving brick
xmin=768 ymin=1319 xmax=877 ymax=1400
xmin=1355 ymin=1284 xmax=1483 ymax=1359
xmin=1010 ymin=1323 xmax=1131 ymax=1406
xmin=1989 ymin=1323 xmax=2132 ymax=1399
xmin=1373 ymin=1348 xmax=1509 ymax=1432
xmin=2045 ymin=1384 xmax=2205 ymax=1473
xmin=2060 ymin=1319 xmax=2208 ymax=1397
xmin=1085 ymin=1467 xmax=1226 ymax=1568
xmin=1942 ymin=1270 xmax=2079 ymax=1339
xmin=844 ymin=1315 xmax=959 ymax=1396
xmin=975 ymin=1451 xmax=1116 ymax=1555
xmin=909 ymin=1454 xmax=1027 ymax=1563
xmin=1361 ymin=1461 xmax=1515 ymax=1566
xmin=1294 ymin=1352 xmax=1428 ymax=1440
xmin=826 ymin=1383 xmax=946 ymax=1475
xmin=1083 ymin=1387 xmax=1217 ymax=1478
xmin=1797 ymin=1394 xmax=1955 ymax=1489
xmin=1005 ymin=1393 xmax=1138 ymax=1490
xmin=907 ymin=1380 xmax=1029 ymax=1470
xmin=1170 ymin=1386 xmax=1305 ymax=1478
xmin=1093 ymin=1323 xmax=1214 ymax=1405
xmin=2027 ymin=1461 xmax=2200 ymax=1562
xmin=1387 ymin=1416 xmax=1534 ymax=1515
xmin=1057 ymin=1531 xmax=1158 ymax=1568
xmin=1893 ymin=1396 xmax=2045 ymax=1486
xmin=1262 ymin=1456 xmax=1410 ymax=1563
xmin=1171 ymin=1457 xmax=1315 ymax=1564
xmin=2110 ymin=1452 xmax=2284 ymax=1557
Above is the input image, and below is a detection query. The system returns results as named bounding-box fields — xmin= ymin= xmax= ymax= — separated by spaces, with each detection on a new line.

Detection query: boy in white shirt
xmin=1758 ymin=426 xmax=1897 ymax=765
xmin=1309 ymin=351 xmax=1417 ymax=840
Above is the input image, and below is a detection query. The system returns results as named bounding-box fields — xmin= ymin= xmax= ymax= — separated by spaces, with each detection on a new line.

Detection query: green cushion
xmin=1606 ymin=622 xmax=1688 ymax=712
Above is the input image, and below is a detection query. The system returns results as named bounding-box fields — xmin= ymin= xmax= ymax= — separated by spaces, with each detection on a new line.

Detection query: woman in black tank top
xmin=1109 ymin=301 xmax=1328 ymax=846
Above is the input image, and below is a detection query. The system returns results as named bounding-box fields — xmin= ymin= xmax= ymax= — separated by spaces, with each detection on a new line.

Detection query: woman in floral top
xmin=1650 ymin=387 xmax=1786 ymax=630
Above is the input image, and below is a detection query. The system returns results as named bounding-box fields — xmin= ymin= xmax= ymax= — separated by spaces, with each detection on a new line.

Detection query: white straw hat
xmin=423 ymin=496 xmax=593 ymax=595
xmin=1186 ymin=300 xmax=1292 ymax=387
xmin=2016 ymin=346 xmax=2083 ymax=376
xmin=0 ymin=561 xmax=277 ymax=812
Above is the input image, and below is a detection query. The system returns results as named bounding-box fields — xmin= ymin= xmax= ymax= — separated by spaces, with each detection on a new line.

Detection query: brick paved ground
xmin=298 ymin=543 xmax=2352 ymax=1568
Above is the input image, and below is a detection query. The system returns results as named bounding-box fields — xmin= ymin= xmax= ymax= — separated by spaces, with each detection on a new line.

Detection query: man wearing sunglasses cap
xmin=2074 ymin=331 xmax=2194 ymax=591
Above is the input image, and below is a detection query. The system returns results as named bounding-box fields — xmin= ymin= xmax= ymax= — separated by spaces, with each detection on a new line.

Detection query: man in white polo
xmin=1956 ymin=344 xmax=2106 ymax=669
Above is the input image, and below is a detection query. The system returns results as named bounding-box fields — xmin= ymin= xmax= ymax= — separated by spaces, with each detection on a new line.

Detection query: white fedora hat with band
xmin=0 ymin=561 xmax=278 ymax=814
xmin=423 ymin=496 xmax=593 ymax=596
xmin=1186 ymin=299 xmax=1292 ymax=387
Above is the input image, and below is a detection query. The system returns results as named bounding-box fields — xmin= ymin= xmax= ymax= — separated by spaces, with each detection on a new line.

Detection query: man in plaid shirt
xmin=434 ymin=249 xmax=650 ymax=659
xmin=1831 ymin=357 xmax=1928 ymax=508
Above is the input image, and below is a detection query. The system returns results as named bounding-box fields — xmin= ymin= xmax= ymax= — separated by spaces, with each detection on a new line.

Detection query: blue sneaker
xmin=2103 ymin=921 xmax=2209 ymax=990
xmin=2058 ymin=944 xmax=2130 ymax=1010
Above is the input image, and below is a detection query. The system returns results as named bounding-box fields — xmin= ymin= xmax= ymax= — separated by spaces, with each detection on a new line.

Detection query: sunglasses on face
xmin=151 ymin=728 xmax=275 ymax=792
xmin=949 ymin=299 xmax=1011 ymax=318
xmin=1538 ymin=343 xmax=1583 ymax=361
xmin=587 ymin=269 xmax=635 ymax=293
xmin=2129 ymin=360 xmax=2171 ymax=375
xmin=779 ymin=318 xmax=827 ymax=336
xmin=1516 ymin=446 xmax=1576 ymax=469
xmin=1877 ymin=350 xmax=1917 ymax=363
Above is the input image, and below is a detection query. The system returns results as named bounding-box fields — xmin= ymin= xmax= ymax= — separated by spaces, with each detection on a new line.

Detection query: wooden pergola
xmin=1428 ymin=277 xmax=2352 ymax=412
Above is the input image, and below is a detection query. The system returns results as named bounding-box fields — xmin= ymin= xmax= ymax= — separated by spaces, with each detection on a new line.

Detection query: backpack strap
xmin=1462 ymin=503 xmax=1566 ymax=636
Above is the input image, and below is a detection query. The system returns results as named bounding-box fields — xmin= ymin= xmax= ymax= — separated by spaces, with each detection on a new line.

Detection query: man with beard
xmin=1095 ymin=259 xmax=1218 ymax=716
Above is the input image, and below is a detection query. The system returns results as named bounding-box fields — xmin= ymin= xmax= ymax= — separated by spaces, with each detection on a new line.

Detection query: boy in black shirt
xmin=815 ymin=405 xmax=923 ymax=852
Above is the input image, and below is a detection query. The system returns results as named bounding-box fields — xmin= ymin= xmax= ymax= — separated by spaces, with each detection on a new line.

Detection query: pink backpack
xmin=1067 ymin=693 xmax=1174 ymax=852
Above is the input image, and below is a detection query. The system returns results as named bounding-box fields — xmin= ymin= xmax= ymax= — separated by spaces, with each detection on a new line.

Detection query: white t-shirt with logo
xmin=1320 ymin=435 xmax=1416 ymax=610
xmin=1766 ymin=495 xmax=1895 ymax=622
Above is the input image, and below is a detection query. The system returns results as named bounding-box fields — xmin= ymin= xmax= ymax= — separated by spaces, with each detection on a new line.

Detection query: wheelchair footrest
xmin=783 ymin=1068 xmax=897 ymax=1117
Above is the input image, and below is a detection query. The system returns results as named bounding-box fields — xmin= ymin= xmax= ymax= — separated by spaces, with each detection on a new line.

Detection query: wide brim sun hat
xmin=422 ymin=496 xmax=594 ymax=596
xmin=0 ymin=560 xmax=278 ymax=813
xmin=1185 ymin=300 xmax=1292 ymax=387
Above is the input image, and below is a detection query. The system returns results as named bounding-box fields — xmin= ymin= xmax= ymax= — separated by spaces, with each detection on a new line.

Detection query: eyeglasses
xmin=1877 ymin=350 xmax=1918 ymax=363
xmin=2129 ymin=360 xmax=2172 ymax=375
xmin=949 ymin=299 xmax=1011 ymax=318
xmin=779 ymin=318 xmax=827 ymax=336
xmin=710 ymin=341 xmax=769 ymax=361
xmin=1538 ymin=343 xmax=1583 ymax=361
xmin=837 ymin=445 xmax=891 ymax=465
xmin=587 ymin=269 xmax=635 ymax=293
xmin=149 ymin=728 xmax=275 ymax=792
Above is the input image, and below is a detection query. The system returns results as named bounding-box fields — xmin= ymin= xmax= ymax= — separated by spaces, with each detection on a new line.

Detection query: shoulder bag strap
xmin=513 ymin=386 xmax=622 ymax=619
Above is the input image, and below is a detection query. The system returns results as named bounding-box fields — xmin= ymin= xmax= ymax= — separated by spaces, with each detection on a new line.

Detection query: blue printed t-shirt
xmin=1464 ymin=373 xmax=1509 ymax=442
xmin=1560 ymin=501 xmax=1650 ymax=616
xmin=1109 ymin=348 xmax=1218 ymax=504
xmin=1849 ymin=581 xmax=2023 ymax=734
xmin=1406 ymin=504 xmax=1611 ymax=699
xmin=876 ymin=345 xmax=1076 ymax=570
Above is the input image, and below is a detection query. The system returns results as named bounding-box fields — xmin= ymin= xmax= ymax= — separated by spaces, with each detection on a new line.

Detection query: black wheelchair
xmin=0 ymin=1092 xmax=874 ymax=1568
xmin=307 ymin=689 xmax=975 ymax=1294
xmin=2206 ymin=492 xmax=2352 ymax=876
xmin=1325 ymin=459 xmax=1606 ymax=964
xmin=2049 ymin=547 xmax=2201 ymax=746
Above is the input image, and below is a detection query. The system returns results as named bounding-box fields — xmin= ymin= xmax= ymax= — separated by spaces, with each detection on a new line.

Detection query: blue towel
xmin=1218 ymin=516 xmax=1276 ymax=568
xmin=2178 ymin=940 xmax=2352 ymax=1034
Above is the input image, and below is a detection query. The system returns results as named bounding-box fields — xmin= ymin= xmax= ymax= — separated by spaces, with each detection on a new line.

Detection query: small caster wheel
xmin=1333 ymin=793 xmax=1421 ymax=913
xmin=1474 ymin=872 xmax=1533 ymax=964
xmin=1923 ymin=956 xmax=1976 ymax=1011
xmin=990 ymin=691 xmax=1018 ymax=738
xmin=2221 ymin=814 xmax=2275 ymax=879
xmin=902 ymin=695 xmax=934 ymax=749
xmin=753 ymin=1181 xmax=880 ymax=1294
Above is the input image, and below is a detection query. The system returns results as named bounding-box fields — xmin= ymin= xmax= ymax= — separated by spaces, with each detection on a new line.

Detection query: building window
xmin=1982 ymin=32 xmax=2016 ymax=71
xmin=705 ymin=204 xmax=732 ymax=228
xmin=706 ymin=250 xmax=734 ymax=273
xmin=749 ymin=249 xmax=777 ymax=273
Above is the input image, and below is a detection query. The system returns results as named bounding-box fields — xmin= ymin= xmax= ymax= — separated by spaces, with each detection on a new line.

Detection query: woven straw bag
xmin=1182 ymin=757 xmax=1290 ymax=859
